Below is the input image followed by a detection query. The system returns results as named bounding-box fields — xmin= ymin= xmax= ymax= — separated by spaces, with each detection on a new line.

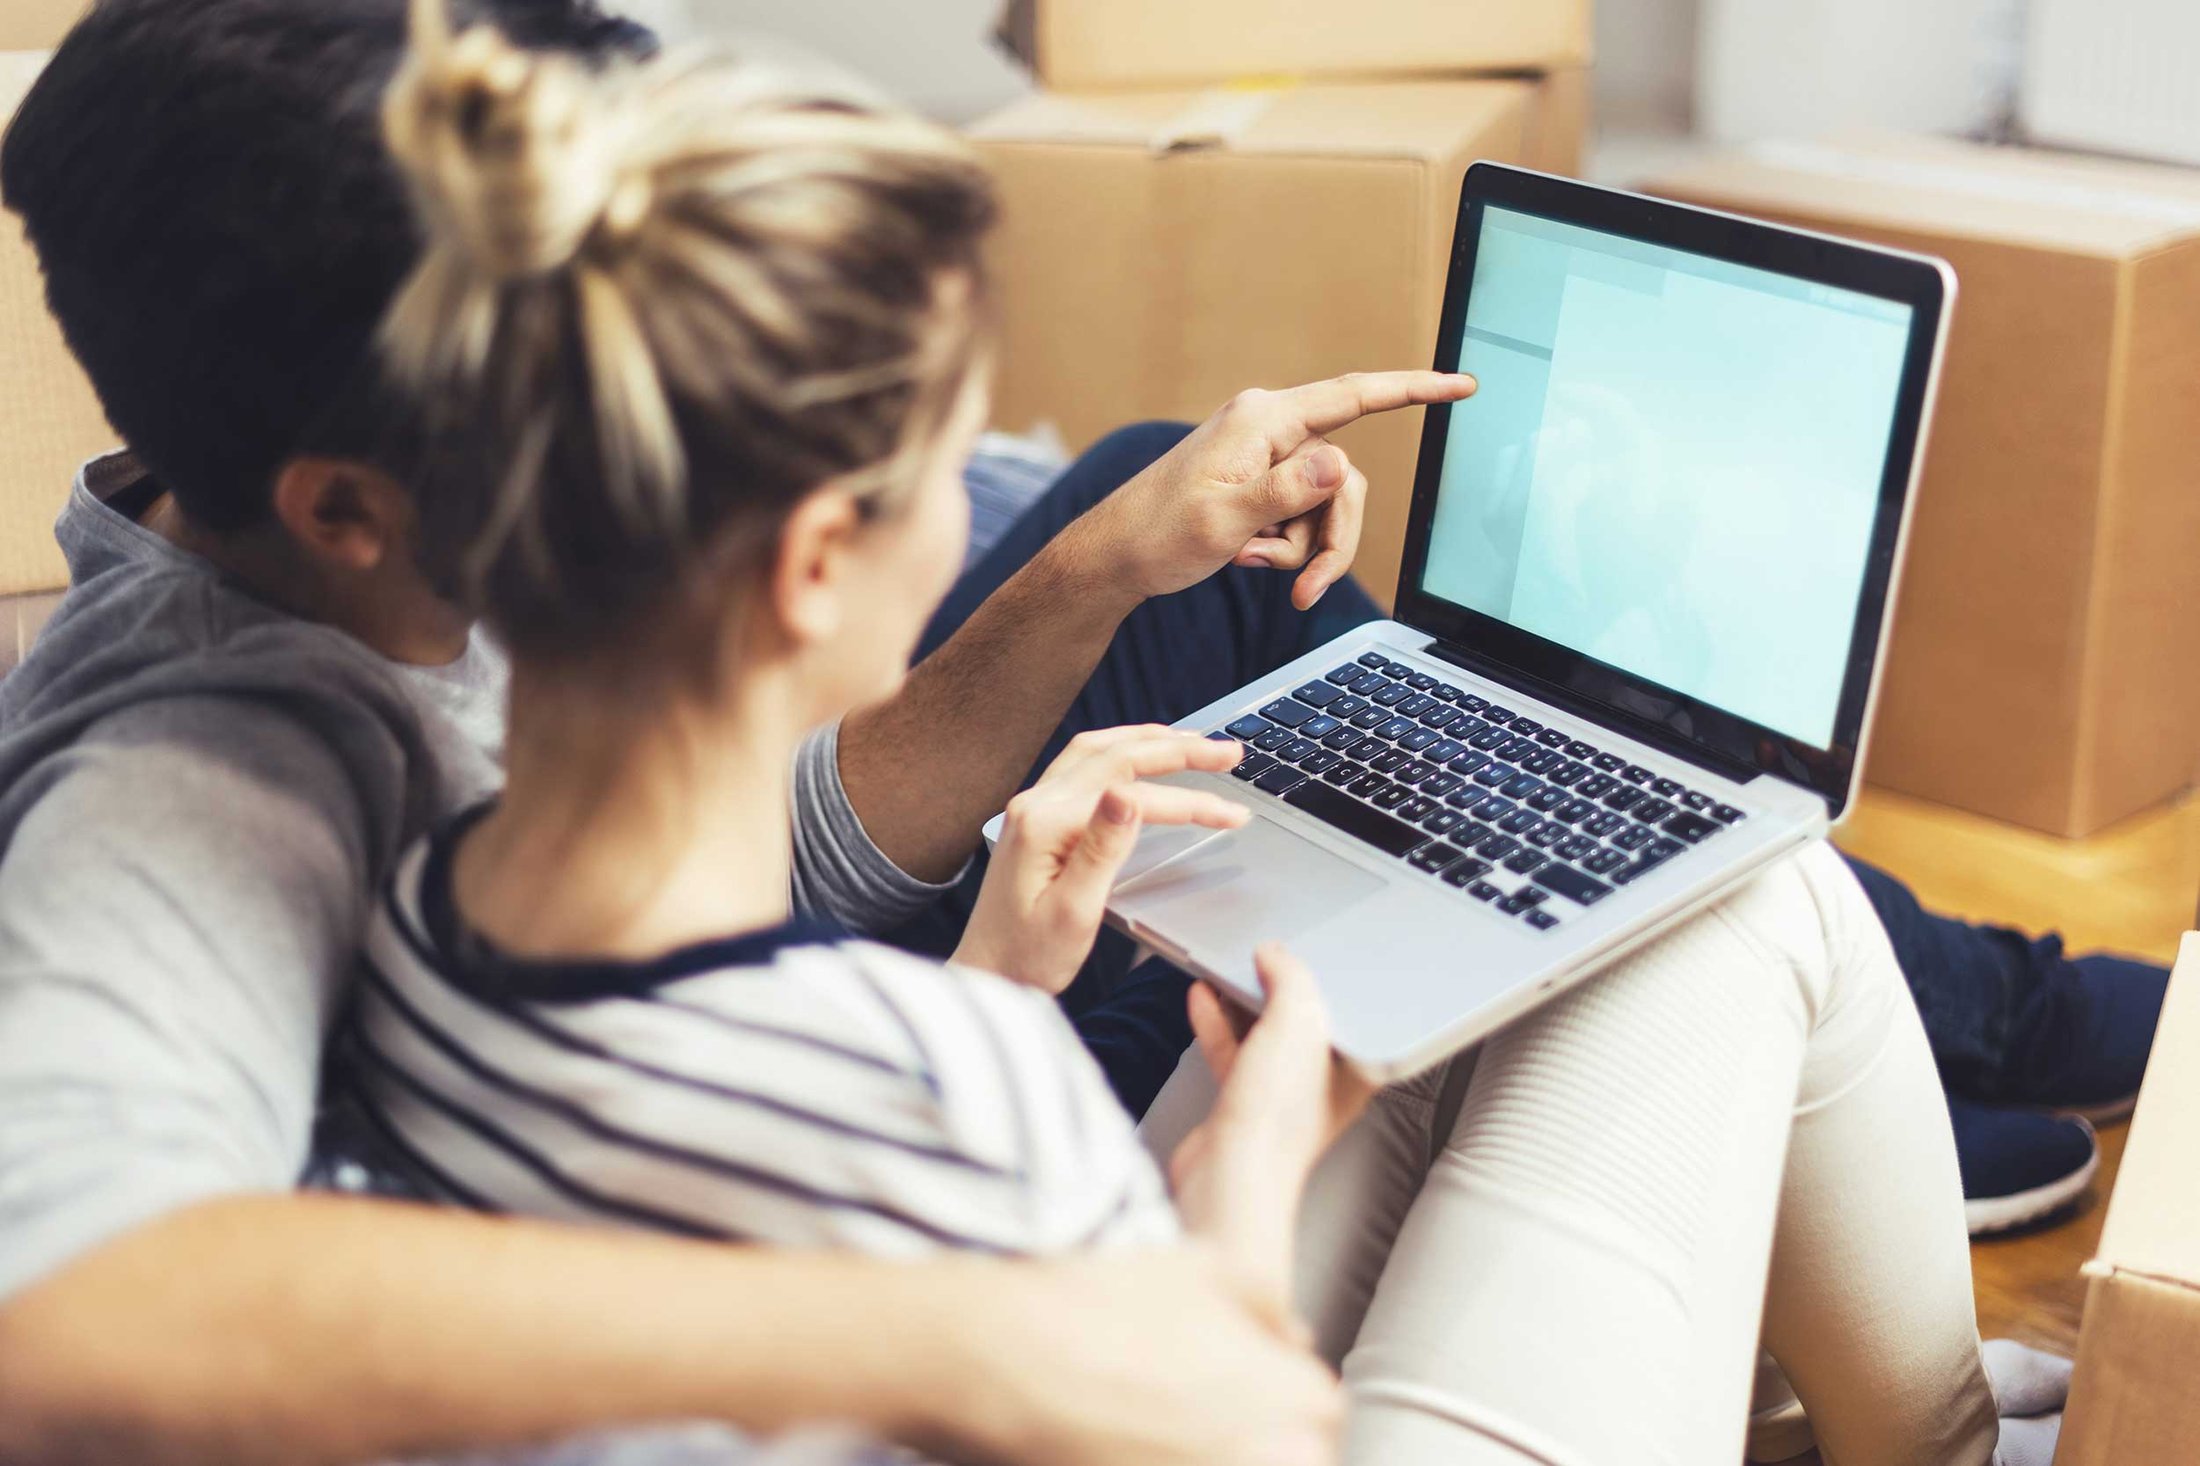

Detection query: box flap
xmin=0 ymin=50 xmax=117 ymax=597
xmin=2090 ymin=933 xmax=2200 ymax=1287
xmin=1649 ymin=135 xmax=2200 ymax=258
xmin=971 ymin=79 xmax=1533 ymax=163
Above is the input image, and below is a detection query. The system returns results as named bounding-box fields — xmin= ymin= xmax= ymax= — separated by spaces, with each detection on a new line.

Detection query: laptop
xmin=1018 ymin=163 xmax=1954 ymax=1080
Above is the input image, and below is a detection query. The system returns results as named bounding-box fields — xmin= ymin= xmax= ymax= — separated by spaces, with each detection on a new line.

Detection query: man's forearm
xmin=841 ymin=514 xmax=1142 ymax=882
xmin=0 ymin=1194 xmax=1018 ymax=1466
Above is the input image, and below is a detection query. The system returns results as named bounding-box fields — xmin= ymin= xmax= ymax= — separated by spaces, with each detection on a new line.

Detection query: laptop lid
xmin=1394 ymin=163 xmax=1952 ymax=818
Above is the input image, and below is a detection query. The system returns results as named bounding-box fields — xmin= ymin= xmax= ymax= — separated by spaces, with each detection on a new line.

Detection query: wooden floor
xmin=1832 ymin=784 xmax=2200 ymax=1354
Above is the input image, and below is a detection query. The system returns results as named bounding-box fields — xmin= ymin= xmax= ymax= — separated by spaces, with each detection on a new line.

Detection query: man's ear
xmin=270 ymin=458 xmax=412 ymax=573
xmin=769 ymin=488 xmax=865 ymax=647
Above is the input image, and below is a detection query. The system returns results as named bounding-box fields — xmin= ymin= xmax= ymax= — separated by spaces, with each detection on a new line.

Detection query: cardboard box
xmin=2061 ymin=932 xmax=2200 ymax=1464
xmin=0 ymin=0 xmax=86 ymax=52
xmin=1649 ymin=137 xmax=2200 ymax=837
xmin=999 ymin=0 xmax=1592 ymax=91
xmin=974 ymin=76 xmax=1579 ymax=605
xmin=0 ymin=51 xmax=114 ymax=598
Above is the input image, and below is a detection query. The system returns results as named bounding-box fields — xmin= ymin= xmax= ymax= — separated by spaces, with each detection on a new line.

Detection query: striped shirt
xmin=345 ymin=806 xmax=1180 ymax=1258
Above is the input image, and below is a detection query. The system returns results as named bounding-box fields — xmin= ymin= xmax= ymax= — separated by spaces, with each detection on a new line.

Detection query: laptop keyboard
xmin=1214 ymin=652 xmax=1749 ymax=932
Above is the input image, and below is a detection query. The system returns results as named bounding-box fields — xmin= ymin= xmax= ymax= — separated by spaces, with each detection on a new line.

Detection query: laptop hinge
xmin=1419 ymin=637 xmax=1762 ymax=785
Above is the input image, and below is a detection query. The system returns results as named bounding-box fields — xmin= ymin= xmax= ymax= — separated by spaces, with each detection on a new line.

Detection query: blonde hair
xmin=377 ymin=0 xmax=993 ymax=657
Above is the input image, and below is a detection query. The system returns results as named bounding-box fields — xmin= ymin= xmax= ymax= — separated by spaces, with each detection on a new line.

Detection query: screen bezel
xmin=1394 ymin=163 xmax=1948 ymax=817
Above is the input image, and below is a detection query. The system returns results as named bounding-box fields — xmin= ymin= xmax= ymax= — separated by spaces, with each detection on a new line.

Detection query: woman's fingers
xmin=1114 ymin=782 xmax=1249 ymax=830
xmin=1053 ymin=785 xmax=1146 ymax=917
xmin=1188 ymin=980 xmax=1251 ymax=1089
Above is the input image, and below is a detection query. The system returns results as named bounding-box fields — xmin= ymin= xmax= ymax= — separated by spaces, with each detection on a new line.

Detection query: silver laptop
xmin=1027 ymin=164 xmax=1953 ymax=1080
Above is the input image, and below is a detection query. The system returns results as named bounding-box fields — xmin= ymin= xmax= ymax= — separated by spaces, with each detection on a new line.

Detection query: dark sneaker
xmin=2004 ymin=952 xmax=2170 ymax=1122
xmin=1953 ymin=1099 xmax=2100 ymax=1237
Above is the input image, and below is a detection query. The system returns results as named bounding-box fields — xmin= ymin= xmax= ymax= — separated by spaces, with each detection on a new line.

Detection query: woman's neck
xmin=455 ymin=659 xmax=803 ymax=963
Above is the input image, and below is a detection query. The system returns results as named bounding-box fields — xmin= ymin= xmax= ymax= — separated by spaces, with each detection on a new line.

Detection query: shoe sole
xmin=1965 ymin=1120 xmax=2101 ymax=1237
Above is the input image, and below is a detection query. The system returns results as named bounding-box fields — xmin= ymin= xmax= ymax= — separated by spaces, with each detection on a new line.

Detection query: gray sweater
xmin=0 ymin=453 xmax=953 ymax=1302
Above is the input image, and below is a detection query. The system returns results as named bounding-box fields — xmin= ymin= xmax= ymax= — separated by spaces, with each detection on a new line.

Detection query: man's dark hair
xmin=0 ymin=0 xmax=652 ymax=532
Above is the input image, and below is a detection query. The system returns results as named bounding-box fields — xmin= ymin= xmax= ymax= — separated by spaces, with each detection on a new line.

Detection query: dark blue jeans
xmin=891 ymin=422 xmax=1380 ymax=1114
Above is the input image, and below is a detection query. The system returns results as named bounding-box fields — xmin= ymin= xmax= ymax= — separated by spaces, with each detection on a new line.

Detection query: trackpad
xmin=1113 ymin=816 xmax=1384 ymax=955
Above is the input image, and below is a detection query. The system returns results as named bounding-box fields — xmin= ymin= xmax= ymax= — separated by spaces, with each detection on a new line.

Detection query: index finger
xmin=1268 ymin=370 xmax=1476 ymax=444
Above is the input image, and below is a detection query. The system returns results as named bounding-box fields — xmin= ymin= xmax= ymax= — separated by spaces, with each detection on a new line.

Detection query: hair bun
xmin=385 ymin=0 xmax=634 ymax=282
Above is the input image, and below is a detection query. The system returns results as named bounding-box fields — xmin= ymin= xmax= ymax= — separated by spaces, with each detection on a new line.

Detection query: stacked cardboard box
xmin=1649 ymin=137 xmax=2200 ymax=837
xmin=1 ymin=50 xmax=117 ymax=609
xmin=976 ymin=2 xmax=1595 ymax=604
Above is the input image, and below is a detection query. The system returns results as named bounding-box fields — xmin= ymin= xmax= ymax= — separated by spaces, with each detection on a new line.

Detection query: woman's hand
xmin=952 ymin=726 xmax=1249 ymax=994
xmin=1169 ymin=945 xmax=1378 ymax=1305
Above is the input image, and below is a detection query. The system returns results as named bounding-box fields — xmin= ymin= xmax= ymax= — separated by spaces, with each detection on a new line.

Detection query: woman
xmin=347 ymin=3 xmax=2042 ymax=1461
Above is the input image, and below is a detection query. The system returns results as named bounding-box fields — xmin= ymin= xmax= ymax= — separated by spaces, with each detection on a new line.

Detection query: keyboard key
xmin=1322 ymin=760 xmax=1364 ymax=786
xmin=1459 ymin=693 xmax=1491 ymax=713
xmin=1322 ymin=727 xmax=1363 ymax=751
xmin=1253 ymin=726 xmax=1294 ymax=752
xmin=1582 ymin=847 xmax=1627 ymax=875
xmin=1349 ymin=774 xmax=1388 ymax=799
xmin=1421 ymin=771 xmax=1464 ymax=797
xmin=1348 ymin=672 xmax=1388 ymax=695
xmin=1680 ymin=790 xmax=1712 ymax=812
xmin=1713 ymin=804 xmax=1747 ymax=825
xmin=1467 ymin=881 xmax=1504 ymax=902
xmin=1350 ymin=707 xmax=1389 ymax=729
xmin=1578 ymin=773 xmax=1618 ymax=799
xmin=1397 ymin=694 xmax=1437 ymax=718
xmin=1498 ymin=736 xmax=1540 ymax=761
xmin=1500 ymin=773 xmax=1545 ymax=800
xmin=1471 ymin=797 xmax=1515 ymax=821
xmin=1476 ymin=834 xmax=1521 ymax=861
xmin=1621 ymin=764 xmax=1654 ymax=785
xmin=1442 ymin=858 xmax=1493 ymax=887
xmin=1408 ymin=842 xmax=1462 ymax=874
xmin=1444 ymin=786 xmax=1485 ymax=809
xmin=1603 ymin=785 xmax=1646 ymax=812
xmin=1397 ymin=795 xmax=1438 ymax=822
xmin=1300 ymin=750 xmax=1340 ymax=774
xmin=1566 ymin=740 xmax=1597 ymax=759
xmin=1497 ymin=887 xmax=1547 ymax=915
xmin=1282 ymin=778 xmax=1430 ymax=857
xmin=1535 ymin=729 xmax=1569 ymax=749
xmin=1651 ymin=777 xmax=1683 ymax=799
xmin=1592 ymin=753 xmax=1624 ymax=772
xmin=1473 ymin=762 xmax=1515 ymax=787
xmin=1405 ymin=671 xmax=1437 ymax=691
xmin=1280 ymin=738 xmax=1319 ymax=762
xmin=1505 ymin=850 xmax=1546 ymax=875
xmin=1509 ymin=717 xmax=1544 ymax=735
xmin=1260 ymin=698 xmax=1318 ymax=727
xmin=1252 ymin=765 xmax=1305 ymax=796
xmin=1648 ymin=837 xmax=1686 ymax=861
xmin=1528 ymin=820 xmax=1569 ymax=848
xmin=1555 ymin=834 xmax=1598 ymax=862
xmin=1232 ymin=753 xmax=1277 ymax=781
xmin=1294 ymin=681 xmax=1341 ymax=708
xmin=1498 ymin=809 xmax=1541 ymax=835
xmin=1663 ymin=811 xmax=1720 ymax=844
xmin=1371 ymin=750 xmax=1408 ymax=773
xmin=1224 ymin=714 xmax=1271 ymax=739
xmin=1371 ymin=785 xmax=1410 ymax=810
xmin=1582 ymin=812 xmax=1627 ymax=839
xmin=1427 ymin=739 xmax=1467 ymax=763
xmin=1613 ymin=857 xmax=1663 ymax=887
xmin=1422 ymin=809 xmax=1463 ymax=835
xmin=1520 ymin=749 xmax=1563 ymax=775
xmin=1356 ymin=652 xmax=1387 ymax=668
xmin=1449 ymin=751 xmax=1492 ymax=775
xmin=1382 ymin=661 xmax=1411 ymax=678
xmin=1536 ymin=863 xmax=1613 ymax=907
xmin=1526 ymin=787 xmax=1567 ymax=813
xmin=1468 ymin=726 xmax=1512 ymax=752
xmin=1421 ymin=706 xmax=1464 ymax=731
xmin=1373 ymin=684 xmax=1413 ymax=707
xmin=1548 ymin=760 xmax=1588 ymax=787
xmin=1435 ymin=683 xmax=1464 ymax=703
xmin=1525 ymin=908 xmax=1560 ymax=931
xmin=1376 ymin=717 xmax=1418 ymax=740
xmin=1299 ymin=715 xmax=1342 ymax=740
xmin=1484 ymin=706 xmax=1519 ymax=724
xmin=1329 ymin=695 xmax=1369 ymax=718
xmin=1397 ymin=727 xmax=1440 ymax=752
xmin=1326 ymin=663 xmax=1365 ymax=685
xmin=1630 ymin=799 xmax=1676 ymax=825
xmin=1453 ymin=821 xmax=1494 ymax=847
xmin=1555 ymin=798 xmax=1597 ymax=824
xmin=1451 ymin=717 xmax=1491 ymax=741
xmin=1396 ymin=760 xmax=1436 ymax=785
xmin=1613 ymin=824 xmax=1655 ymax=852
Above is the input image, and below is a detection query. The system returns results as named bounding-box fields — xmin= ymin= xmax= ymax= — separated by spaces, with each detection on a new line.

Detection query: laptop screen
xmin=1417 ymin=206 xmax=1917 ymax=750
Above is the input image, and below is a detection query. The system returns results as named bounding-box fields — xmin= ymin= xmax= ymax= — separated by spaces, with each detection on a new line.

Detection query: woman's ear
xmin=270 ymin=458 xmax=414 ymax=573
xmin=768 ymin=488 xmax=865 ymax=648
